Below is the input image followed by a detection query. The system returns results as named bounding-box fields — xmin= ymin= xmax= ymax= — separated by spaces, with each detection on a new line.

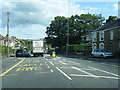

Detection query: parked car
xmin=24 ymin=50 xmax=31 ymax=57
xmin=16 ymin=50 xmax=26 ymax=57
xmin=91 ymin=49 xmax=113 ymax=58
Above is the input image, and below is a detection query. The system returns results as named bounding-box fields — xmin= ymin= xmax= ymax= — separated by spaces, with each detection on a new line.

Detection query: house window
xmin=99 ymin=43 xmax=104 ymax=49
xmin=99 ymin=31 xmax=104 ymax=41
xmin=110 ymin=30 xmax=113 ymax=40
xmin=92 ymin=32 xmax=96 ymax=42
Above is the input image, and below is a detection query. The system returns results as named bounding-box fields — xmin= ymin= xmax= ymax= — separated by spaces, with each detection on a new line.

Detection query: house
xmin=92 ymin=19 xmax=120 ymax=58
xmin=0 ymin=34 xmax=5 ymax=46
xmin=0 ymin=35 xmax=21 ymax=49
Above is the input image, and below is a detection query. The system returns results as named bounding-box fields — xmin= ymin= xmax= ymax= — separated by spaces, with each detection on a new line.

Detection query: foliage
xmin=19 ymin=39 xmax=26 ymax=46
xmin=2 ymin=46 xmax=14 ymax=55
xmin=61 ymin=44 xmax=92 ymax=52
xmin=45 ymin=13 xmax=105 ymax=48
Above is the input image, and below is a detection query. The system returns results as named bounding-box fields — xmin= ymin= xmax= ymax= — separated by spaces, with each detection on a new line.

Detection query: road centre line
xmin=0 ymin=58 xmax=25 ymax=76
xmin=71 ymin=66 xmax=99 ymax=78
xmin=49 ymin=61 xmax=54 ymax=65
xmin=88 ymin=66 xmax=119 ymax=77
xmin=56 ymin=67 xmax=72 ymax=80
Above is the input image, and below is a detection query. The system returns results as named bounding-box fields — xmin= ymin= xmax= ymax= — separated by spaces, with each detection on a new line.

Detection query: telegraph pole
xmin=7 ymin=12 xmax=10 ymax=57
xmin=66 ymin=0 xmax=70 ymax=56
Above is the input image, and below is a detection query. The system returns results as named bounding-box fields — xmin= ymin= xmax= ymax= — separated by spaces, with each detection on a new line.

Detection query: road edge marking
xmin=0 ymin=58 xmax=25 ymax=76
xmin=56 ymin=67 xmax=72 ymax=80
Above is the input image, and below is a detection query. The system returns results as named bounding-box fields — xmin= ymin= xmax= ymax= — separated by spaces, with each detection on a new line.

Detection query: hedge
xmin=61 ymin=44 xmax=92 ymax=52
xmin=2 ymin=46 xmax=14 ymax=56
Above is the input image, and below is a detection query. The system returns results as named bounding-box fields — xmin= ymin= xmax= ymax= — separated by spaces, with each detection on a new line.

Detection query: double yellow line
xmin=0 ymin=58 xmax=25 ymax=77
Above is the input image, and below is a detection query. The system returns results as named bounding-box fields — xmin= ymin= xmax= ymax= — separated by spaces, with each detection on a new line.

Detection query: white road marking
xmin=60 ymin=67 xmax=95 ymax=71
xmin=100 ymin=63 xmax=106 ymax=64
xmin=88 ymin=66 xmax=119 ymax=77
xmin=70 ymin=74 xmax=94 ymax=77
xmin=69 ymin=61 xmax=80 ymax=65
xmin=70 ymin=74 xmax=120 ymax=80
xmin=56 ymin=67 xmax=72 ymax=80
xmin=49 ymin=61 xmax=54 ymax=66
xmin=59 ymin=61 xmax=67 ymax=65
xmin=60 ymin=67 xmax=72 ymax=69
xmin=71 ymin=66 xmax=99 ymax=78
xmin=97 ymin=76 xmax=120 ymax=79
xmin=111 ymin=65 xmax=119 ymax=67
xmin=87 ymin=61 xmax=93 ymax=62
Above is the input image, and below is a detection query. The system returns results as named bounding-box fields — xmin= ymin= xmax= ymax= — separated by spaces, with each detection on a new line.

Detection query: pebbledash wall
xmin=92 ymin=19 xmax=120 ymax=58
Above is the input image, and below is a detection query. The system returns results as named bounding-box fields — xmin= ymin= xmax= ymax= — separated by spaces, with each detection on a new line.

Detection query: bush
xmin=2 ymin=46 xmax=14 ymax=56
xmin=61 ymin=44 xmax=92 ymax=54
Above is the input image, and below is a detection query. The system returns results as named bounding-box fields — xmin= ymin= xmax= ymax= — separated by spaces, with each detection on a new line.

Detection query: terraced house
xmin=92 ymin=19 xmax=120 ymax=58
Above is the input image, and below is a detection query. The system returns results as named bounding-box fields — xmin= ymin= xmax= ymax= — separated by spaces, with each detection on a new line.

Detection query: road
xmin=0 ymin=55 xmax=120 ymax=88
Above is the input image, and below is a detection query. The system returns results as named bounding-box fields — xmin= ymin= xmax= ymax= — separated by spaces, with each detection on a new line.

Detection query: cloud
xmin=2 ymin=0 xmax=87 ymax=39
xmin=113 ymin=3 xmax=118 ymax=10
xmin=84 ymin=6 xmax=99 ymax=13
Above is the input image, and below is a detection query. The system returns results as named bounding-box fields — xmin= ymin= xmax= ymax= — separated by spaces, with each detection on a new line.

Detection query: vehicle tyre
xmin=100 ymin=55 xmax=104 ymax=59
xmin=91 ymin=54 xmax=94 ymax=58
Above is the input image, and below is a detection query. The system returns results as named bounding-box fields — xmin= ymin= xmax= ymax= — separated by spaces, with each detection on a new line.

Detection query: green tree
xmin=106 ymin=16 xmax=118 ymax=23
xmin=46 ymin=14 xmax=105 ymax=49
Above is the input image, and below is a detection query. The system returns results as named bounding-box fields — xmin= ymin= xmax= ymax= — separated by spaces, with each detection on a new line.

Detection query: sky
xmin=0 ymin=0 xmax=119 ymax=39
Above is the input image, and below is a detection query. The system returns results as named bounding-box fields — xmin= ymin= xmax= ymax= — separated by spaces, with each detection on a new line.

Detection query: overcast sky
xmin=0 ymin=0 xmax=119 ymax=39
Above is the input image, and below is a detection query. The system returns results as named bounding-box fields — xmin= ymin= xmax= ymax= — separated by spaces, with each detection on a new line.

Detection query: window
xmin=99 ymin=43 xmax=104 ymax=49
xmin=99 ymin=31 xmax=104 ymax=41
xmin=110 ymin=30 xmax=113 ymax=40
xmin=92 ymin=32 xmax=96 ymax=42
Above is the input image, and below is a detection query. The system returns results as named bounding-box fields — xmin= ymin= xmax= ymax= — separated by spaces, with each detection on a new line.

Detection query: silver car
xmin=92 ymin=49 xmax=113 ymax=58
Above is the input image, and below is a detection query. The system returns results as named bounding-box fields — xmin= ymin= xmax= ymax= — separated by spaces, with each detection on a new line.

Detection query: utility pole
xmin=66 ymin=0 xmax=70 ymax=56
xmin=7 ymin=12 xmax=10 ymax=57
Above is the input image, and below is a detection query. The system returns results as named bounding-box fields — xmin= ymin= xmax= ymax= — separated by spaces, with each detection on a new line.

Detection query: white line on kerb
xmin=71 ymin=66 xmax=99 ymax=78
xmin=49 ymin=61 xmax=54 ymax=65
xmin=56 ymin=67 xmax=72 ymax=80
xmin=88 ymin=66 xmax=119 ymax=77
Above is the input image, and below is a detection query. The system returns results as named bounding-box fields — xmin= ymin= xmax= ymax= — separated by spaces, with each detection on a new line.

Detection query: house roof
xmin=0 ymin=34 xmax=5 ymax=40
xmin=94 ymin=19 xmax=120 ymax=32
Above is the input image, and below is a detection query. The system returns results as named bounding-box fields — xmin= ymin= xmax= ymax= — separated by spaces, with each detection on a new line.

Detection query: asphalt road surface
xmin=0 ymin=56 xmax=120 ymax=88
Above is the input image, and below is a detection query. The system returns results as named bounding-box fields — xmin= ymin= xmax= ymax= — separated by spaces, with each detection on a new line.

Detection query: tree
xmin=19 ymin=40 xmax=26 ymax=46
xmin=45 ymin=14 xmax=105 ymax=49
xmin=106 ymin=16 xmax=118 ymax=23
